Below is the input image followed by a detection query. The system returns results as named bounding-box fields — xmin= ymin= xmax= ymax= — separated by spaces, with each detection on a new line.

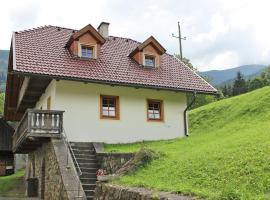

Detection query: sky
xmin=0 ymin=0 xmax=270 ymax=71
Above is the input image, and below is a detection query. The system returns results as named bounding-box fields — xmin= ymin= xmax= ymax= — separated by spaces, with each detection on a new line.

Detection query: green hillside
xmin=0 ymin=93 xmax=4 ymax=114
xmin=105 ymin=87 xmax=270 ymax=200
xmin=0 ymin=50 xmax=9 ymax=92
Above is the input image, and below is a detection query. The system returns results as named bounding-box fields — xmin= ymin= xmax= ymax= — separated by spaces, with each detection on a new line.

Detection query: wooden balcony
xmin=13 ymin=109 xmax=64 ymax=153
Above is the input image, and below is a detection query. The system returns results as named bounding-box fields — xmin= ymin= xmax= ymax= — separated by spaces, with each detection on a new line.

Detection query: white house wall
xmin=35 ymin=80 xmax=56 ymax=109
xmin=53 ymin=80 xmax=187 ymax=143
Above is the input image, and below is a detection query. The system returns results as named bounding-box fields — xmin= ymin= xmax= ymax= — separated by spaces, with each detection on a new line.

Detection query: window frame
xmin=146 ymin=99 xmax=164 ymax=122
xmin=100 ymin=95 xmax=120 ymax=120
xmin=80 ymin=45 xmax=94 ymax=59
xmin=144 ymin=54 xmax=156 ymax=68
xmin=78 ymin=42 xmax=97 ymax=59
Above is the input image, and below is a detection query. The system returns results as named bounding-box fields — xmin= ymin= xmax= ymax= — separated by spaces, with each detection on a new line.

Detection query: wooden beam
xmin=17 ymin=77 xmax=30 ymax=110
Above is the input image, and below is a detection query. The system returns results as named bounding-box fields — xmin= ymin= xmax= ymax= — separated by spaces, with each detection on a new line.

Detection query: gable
xmin=129 ymin=36 xmax=166 ymax=68
xmin=67 ymin=24 xmax=105 ymax=58
xmin=69 ymin=32 xmax=101 ymax=58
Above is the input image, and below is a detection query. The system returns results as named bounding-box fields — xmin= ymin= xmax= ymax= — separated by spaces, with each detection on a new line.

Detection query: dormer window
xmin=144 ymin=55 xmax=155 ymax=68
xmin=66 ymin=24 xmax=106 ymax=59
xmin=81 ymin=45 xmax=94 ymax=58
xmin=129 ymin=36 xmax=166 ymax=68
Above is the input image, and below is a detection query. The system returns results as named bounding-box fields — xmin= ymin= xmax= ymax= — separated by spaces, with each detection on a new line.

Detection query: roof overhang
xmin=9 ymin=70 xmax=219 ymax=96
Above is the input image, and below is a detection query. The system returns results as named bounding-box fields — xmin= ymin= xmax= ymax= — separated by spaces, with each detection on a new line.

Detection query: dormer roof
xmin=66 ymin=24 xmax=106 ymax=47
xmin=129 ymin=36 xmax=166 ymax=57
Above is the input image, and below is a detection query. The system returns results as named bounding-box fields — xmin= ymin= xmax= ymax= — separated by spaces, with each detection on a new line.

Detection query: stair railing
xmin=62 ymin=128 xmax=83 ymax=198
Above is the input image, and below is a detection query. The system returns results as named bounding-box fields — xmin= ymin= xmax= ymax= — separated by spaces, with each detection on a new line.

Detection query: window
xmin=144 ymin=55 xmax=155 ymax=67
xmin=100 ymin=95 xmax=119 ymax=119
xmin=81 ymin=45 xmax=94 ymax=58
xmin=147 ymin=99 xmax=164 ymax=121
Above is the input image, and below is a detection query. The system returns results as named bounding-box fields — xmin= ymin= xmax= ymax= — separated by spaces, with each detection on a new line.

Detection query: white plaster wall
xmin=35 ymin=80 xmax=56 ymax=109
xmin=54 ymin=80 xmax=187 ymax=143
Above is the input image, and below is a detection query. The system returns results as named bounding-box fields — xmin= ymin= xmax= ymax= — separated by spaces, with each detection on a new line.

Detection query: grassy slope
xmin=0 ymin=170 xmax=25 ymax=197
xmin=105 ymin=87 xmax=270 ymax=200
xmin=0 ymin=93 xmax=4 ymax=114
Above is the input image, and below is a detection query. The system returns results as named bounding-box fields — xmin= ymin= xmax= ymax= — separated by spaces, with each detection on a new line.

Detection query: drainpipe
xmin=184 ymin=92 xmax=197 ymax=136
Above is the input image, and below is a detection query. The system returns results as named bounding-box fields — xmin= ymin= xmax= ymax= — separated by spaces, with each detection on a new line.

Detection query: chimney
xmin=97 ymin=22 xmax=110 ymax=38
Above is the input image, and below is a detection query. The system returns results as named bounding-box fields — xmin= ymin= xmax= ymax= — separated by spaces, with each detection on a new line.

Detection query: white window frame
xmin=143 ymin=54 xmax=156 ymax=68
xmin=78 ymin=43 xmax=97 ymax=59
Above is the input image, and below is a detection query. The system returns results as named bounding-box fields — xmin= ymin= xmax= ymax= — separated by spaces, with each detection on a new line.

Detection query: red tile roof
xmin=13 ymin=25 xmax=217 ymax=94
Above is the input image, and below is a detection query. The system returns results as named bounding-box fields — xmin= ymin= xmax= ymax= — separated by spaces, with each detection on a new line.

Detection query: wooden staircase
xmin=69 ymin=142 xmax=99 ymax=200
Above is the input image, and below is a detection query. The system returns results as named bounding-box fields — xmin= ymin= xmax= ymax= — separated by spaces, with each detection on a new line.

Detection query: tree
xmin=232 ymin=72 xmax=247 ymax=96
xmin=248 ymin=78 xmax=264 ymax=91
xmin=174 ymin=55 xmax=220 ymax=109
xmin=175 ymin=55 xmax=197 ymax=71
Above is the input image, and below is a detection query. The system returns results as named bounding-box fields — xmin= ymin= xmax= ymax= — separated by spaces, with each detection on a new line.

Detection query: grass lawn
xmin=0 ymin=170 xmax=25 ymax=197
xmin=0 ymin=93 xmax=4 ymax=114
xmin=105 ymin=86 xmax=270 ymax=200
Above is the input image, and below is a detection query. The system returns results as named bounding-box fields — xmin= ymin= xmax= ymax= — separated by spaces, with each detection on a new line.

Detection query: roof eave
xmin=11 ymin=70 xmax=218 ymax=96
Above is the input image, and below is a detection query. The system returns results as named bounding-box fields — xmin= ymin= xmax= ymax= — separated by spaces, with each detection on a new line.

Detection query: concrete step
xmin=70 ymin=142 xmax=94 ymax=148
xmin=78 ymin=162 xmax=98 ymax=168
xmin=77 ymin=167 xmax=98 ymax=173
xmin=72 ymin=149 xmax=96 ymax=154
xmin=84 ymin=190 xmax=95 ymax=197
xmin=76 ymin=158 xmax=97 ymax=163
xmin=82 ymin=183 xmax=96 ymax=191
xmin=80 ymin=177 xmax=97 ymax=184
xmin=81 ymin=172 xmax=97 ymax=179
xmin=74 ymin=154 xmax=96 ymax=159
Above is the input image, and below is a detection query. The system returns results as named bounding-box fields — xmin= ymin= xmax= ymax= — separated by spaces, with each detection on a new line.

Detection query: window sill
xmin=147 ymin=118 xmax=164 ymax=122
xmin=100 ymin=116 xmax=120 ymax=120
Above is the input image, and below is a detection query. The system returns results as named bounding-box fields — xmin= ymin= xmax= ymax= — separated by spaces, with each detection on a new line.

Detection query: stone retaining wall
xmin=96 ymin=152 xmax=134 ymax=174
xmin=94 ymin=182 xmax=195 ymax=200
xmin=26 ymin=139 xmax=86 ymax=200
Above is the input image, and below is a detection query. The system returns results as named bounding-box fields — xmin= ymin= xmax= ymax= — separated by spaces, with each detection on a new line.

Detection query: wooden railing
xmin=13 ymin=109 xmax=64 ymax=152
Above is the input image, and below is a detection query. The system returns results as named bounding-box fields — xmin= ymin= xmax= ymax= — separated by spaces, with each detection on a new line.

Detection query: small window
xmin=147 ymin=99 xmax=163 ymax=121
xmin=81 ymin=45 xmax=94 ymax=58
xmin=100 ymin=95 xmax=119 ymax=119
xmin=144 ymin=55 xmax=155 ymax=67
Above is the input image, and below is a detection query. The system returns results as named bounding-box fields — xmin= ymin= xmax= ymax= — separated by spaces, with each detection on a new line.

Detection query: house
xmin=3 ymin=22 xmax=217 ymax=199
xmin=4 ymin=22 xmax=217 ymax=144
xmin=0 ymin=118 xmax=14 ymax=176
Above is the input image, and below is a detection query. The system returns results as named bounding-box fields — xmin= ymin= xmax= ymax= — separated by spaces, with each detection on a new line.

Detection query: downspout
xmin=184 ymin=92 xmax=197 ymax=136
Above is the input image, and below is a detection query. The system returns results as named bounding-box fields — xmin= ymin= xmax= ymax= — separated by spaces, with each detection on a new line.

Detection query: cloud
xmin=0 ymin=0 xmax=270 ymax=71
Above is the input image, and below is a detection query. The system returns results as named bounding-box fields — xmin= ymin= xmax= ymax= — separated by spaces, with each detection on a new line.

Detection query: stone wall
xmin=27 ymin=138 xmax=86 ymax=200
xmin=94 ymin=182 xmax=195 ymax=200
xmin=96 ymin=152 xmax=134 ymax=174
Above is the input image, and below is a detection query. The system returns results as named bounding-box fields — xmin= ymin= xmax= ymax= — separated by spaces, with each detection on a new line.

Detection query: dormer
xmin=129 ymin=36 xmax=166 ymax=68
xmin=66 ymin=24 xmax=106 ymax=59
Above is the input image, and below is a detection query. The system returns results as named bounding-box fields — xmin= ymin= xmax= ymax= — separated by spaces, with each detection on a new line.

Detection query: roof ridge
xmin=15 ymin=25 xmax=76 ymax=34
xmin=108 ymin=36 xmax=141 ymax=44
xmin=15 ymin=25 xmax=53 ymax=33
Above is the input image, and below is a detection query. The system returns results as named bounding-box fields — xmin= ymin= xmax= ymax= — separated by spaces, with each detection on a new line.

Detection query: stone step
xmin=77 ymin=167 xmax=98 ymax=174
xmin=78 ymin=162 xmax=98 ymax=169
xmin=74 ymin=154 xmax=96 ymax=159
xmin=72 ymin=149 xmax=96 ymax=154
xmin=80 ymin=172 xmax=97 ymax=179
xmin=84 ymin=190 xmax=95 ymax=197
xmin=76 ymin=158 xmax=97 ymax=163
xmin=87 ymin=196 xmax=94 ymax=200
xmin=82 ymin=183 xmax=96 ymax=191
xmin=80 ymin=177 xmax=97 ymax=184
xmin=70 ymin=142 xmax=94 ymax=148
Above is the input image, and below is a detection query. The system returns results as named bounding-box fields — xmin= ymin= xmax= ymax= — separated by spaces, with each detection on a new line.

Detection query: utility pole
xmin=172 ymin=22 xmax=186 ymax=60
